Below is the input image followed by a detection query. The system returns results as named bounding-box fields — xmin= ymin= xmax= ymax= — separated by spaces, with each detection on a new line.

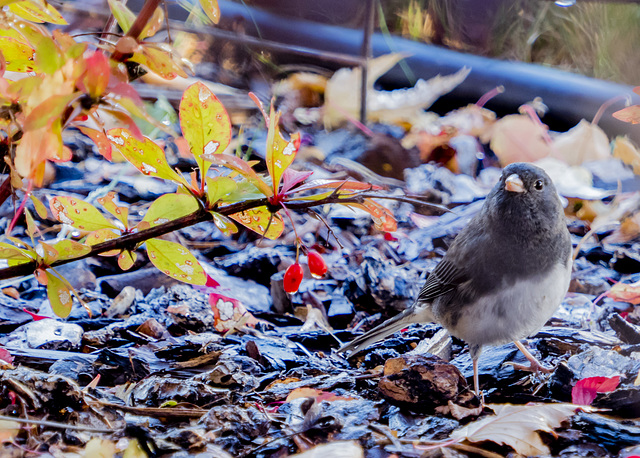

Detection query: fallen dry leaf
xmin=551 ymin=119 xmax=610 ymax=166
xmin=606 ymin=280 xmax=640 ymax=304
xmin=450 ymin=403 xmax=586 ymax=456
xmin=324 ymin=53 xmax=469 ymax=128
xmin=613 ymin=136 xmax=640 ymax=175
xmin=0 ymin=419 xmax=20 ymax=444
xmin=489 ymin=114 xmax=551 ymax=165
xmin=291 ymin=441 xmax=364 ymax=458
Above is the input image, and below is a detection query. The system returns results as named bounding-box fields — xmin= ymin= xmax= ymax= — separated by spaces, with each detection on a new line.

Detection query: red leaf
xmin=571 ymin=376 xmax=620 ymax=405
xmin=78 ymin=51 xmax=110 ymax=98
xmin=0 ymin=347 xmax=13 ymax=365
xmin=206 ymin=275 xmax=220 ymax=288
xmin=23 ymin=307 xmax=48 ymax=321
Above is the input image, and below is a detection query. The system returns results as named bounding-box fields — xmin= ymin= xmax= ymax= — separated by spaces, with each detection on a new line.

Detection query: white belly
xmin=446 ymin=260 xmax=571 ymax=348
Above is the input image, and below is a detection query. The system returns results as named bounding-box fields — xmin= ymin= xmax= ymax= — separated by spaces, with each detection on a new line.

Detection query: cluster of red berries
xmin=283 ymin=250 xmax=327 ymax=293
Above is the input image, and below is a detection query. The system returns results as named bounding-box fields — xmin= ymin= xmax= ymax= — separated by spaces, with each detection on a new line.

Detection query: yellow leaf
xmin=45 ymin=270 xmax=73 ymax=317
xmin=49 ymin=196 xmax=118 ymax=232
xmin=106 ymin=128 xmax=184 ymax=182
xmin=146 ymin=238 xmax=206 ymax=285
xmin=180 ymin=82 xmax=231 ymax=179
xmin=199 ymin=0 xmax=220 ymax=24
xmin=229 ymin=206 xmax=284 ymax=240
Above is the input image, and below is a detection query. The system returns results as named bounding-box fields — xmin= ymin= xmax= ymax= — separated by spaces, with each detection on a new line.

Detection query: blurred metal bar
xmin=359 ymin=0 xmax=376 ymax=123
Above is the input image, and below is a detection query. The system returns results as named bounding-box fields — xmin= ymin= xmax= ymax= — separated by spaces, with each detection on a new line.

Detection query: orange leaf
xmin=613 ymin=106 xmax=640 ymax=125
xmin=349 ymin=199 xmax=397 ymax=232
xmin=77 ymin=126 xmax=112 ymax=161
xmin=607 ymin=280 xmax=640 ymax=304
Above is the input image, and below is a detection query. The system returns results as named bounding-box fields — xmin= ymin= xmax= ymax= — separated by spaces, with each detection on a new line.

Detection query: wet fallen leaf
xmin=450 ymin=403 xmax=586 ymax=456
xmin=572 ymin=376 xmax=620 ymax=405
xmin=613 ymin=136 xmax=640 ymax=175
xmin=291 ymin=441 xmax=364 ymax=458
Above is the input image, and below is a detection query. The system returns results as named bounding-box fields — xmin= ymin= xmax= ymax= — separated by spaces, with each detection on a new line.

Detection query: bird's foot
xmin=503 ymin=360 xmax=554 ymax=373
xmin=506 ymin=340 xmax=555 ymax=373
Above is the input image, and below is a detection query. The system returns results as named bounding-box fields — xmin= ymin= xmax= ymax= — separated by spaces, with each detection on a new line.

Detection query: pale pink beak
xmin=505 ymin=174 xmax=525 ymax=193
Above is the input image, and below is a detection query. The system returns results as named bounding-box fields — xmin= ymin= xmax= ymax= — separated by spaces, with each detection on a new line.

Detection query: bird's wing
xmin=416 ymin=257 xmax=466 ymax=303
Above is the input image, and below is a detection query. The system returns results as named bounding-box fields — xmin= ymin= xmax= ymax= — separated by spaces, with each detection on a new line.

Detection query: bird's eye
xmin=534 ymin=179 xmax=544 ymax=190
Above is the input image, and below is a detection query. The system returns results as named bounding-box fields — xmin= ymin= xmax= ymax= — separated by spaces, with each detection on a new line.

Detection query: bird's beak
xmin=505 ymin=174 xmax=525 ymax=193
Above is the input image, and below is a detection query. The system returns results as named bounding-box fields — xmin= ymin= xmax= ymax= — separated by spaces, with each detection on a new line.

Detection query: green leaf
xmin=45 ymin=270 xmax=73 ymax=318
xmin=206 ymin=176 xmax=237 ymax=207
xmin=265 ymin=106 xmax=300 ymax=196
xmin=33 ymin=33 xmax=64 ymax=74
xmin=106 ymin=128 xmax=185 ymax=182
xmin=50 ymin=196 xmax=118 ymax=232
xmin=29 ymin=194 xmax=48 ymax=219
xmin=146 ymin=238 xmax=207 ymax=285
xmin=141 ymin=193 xmax=199 ymax=228
xmin=97 ymin=191 xmax=128 ymax=228
xmin=107 ymin=0 xmax=135 ymax=33
xmin=50 ymin=239 xmax=91 ymax=262
xmin=202 ymin=153 xmax=272 ymax=197
xmin=229 ymin=206 xmax=284 ymax=240
xmin=180 ymin=82 xmax=231 ymax=178
xmin=199 ymin=0 xmax=220 ymax=24
xmin=210 ymin=212 xmax=238 ymax=236
xmin=0 ymin=241 xmax=33 ymax=264
xmin=24 ymin=208 xmax=37 ymax=240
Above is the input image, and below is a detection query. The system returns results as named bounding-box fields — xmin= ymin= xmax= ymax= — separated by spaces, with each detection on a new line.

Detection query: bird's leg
xmin=473 ymin=357 xmax=480 ymax=395
xmin=507 ymin=340 xmax=554 ymax=373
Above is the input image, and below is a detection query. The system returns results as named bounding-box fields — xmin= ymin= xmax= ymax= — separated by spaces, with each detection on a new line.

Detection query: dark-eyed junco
xmin=339 ymin=162 xmax=572 ymax=394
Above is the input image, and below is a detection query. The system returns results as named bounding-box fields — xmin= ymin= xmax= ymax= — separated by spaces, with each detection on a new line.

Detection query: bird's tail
xmin=338 ymin=307 xmax=425 ymax=355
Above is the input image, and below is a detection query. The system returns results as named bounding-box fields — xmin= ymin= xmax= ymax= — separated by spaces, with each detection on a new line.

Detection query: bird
xmin=339 ymin=162 xmax=572 ymax=394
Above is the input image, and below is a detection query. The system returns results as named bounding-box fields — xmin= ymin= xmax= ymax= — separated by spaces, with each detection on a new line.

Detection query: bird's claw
xmin=502 ymin=360 xmax=554 ymax=373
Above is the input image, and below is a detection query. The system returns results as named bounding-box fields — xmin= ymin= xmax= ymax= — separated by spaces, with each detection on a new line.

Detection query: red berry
xmin=383 ymin=232 xmax=398 ymax=242
xmin=283 ymin=263 xmax=304 ymax=293
xmin=307 ymin=250 xmax=327 ymax=278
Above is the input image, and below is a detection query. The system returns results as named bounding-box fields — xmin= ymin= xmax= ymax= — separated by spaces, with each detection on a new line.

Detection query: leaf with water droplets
xmin=180 ymin=82 xmax=231 ymax=179
xmin=265 ymin=106 xmax=300 ymax=196
xmin=118 ymin=250 xmax=137 ymax=270
xmin=107 ymin=128 xmax=184 ymax=182
xmin=50 ymin=197 xmax=117 ymax=232
xmin=199 ymin=0 xmax=220 ymax=24
xmin=45 ymin=271 xmax=73 ymax=318
xmin=206 ymin=176 xmax=237 ymax=206
xmin=97 ymin=191 xmax=129 ymax=228
xmin=50 ymin=239 xmax=91 ymax=262
xmin=141 ymin=193 xmax=199 ymax=228
xmin=146 ymin=238 xmax=206 ymax=285
xmin=85 ymin=228 xmax=121 ymax=256
xmin=229 ymin=206 xmax=284 ymax=240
